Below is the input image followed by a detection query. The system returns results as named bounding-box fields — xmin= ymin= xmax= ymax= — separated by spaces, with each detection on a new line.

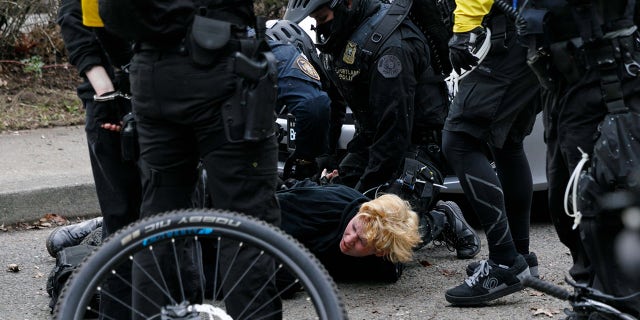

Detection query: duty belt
xmin=134 ymin=41 xmax=188 ymax=54
xmin=134 ymin=37 xmax=244 ymax=55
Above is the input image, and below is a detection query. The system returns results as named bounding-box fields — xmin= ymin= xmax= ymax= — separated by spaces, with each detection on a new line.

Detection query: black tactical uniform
xmin=57 ymin=0 xmax=141 ymax=317
xmin=314 ymin=0 xmax=449 ymax=193
xmin=527 ymin=0 xmax=640 ymax=315
xmin=99 ymin=0 xmax=281 ymax=318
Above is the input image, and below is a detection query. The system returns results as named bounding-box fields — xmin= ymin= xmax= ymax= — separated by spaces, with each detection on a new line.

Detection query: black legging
xmin=442 ymin=130 xmax=532 ymax=266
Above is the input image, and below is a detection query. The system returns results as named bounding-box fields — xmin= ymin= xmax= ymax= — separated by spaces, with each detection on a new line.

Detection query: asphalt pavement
xmin=0 ymin=126 xmax=577 ymax=319
xmin=0 ymin=223 xmax=574 ymax=319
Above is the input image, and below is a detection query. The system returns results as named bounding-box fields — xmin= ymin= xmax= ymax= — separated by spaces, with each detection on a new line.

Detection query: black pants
xmin=129 ymin=50 xmax=282 ymax=319
xmin=443 ymin=34 xmax=538 ymax=266
xmin=542 ymin=81 xmax=603 ymax=283
xmin=544 ymin=64 xmax=640 ymax=315
xmin=83 ymin=96 xmax=141 ymax=319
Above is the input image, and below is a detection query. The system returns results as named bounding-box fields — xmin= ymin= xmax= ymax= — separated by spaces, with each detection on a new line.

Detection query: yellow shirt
xmin=81 ymin=0 xmax=104 ymax=27
xmin=453 ymin=0 xmax=494 ymax=33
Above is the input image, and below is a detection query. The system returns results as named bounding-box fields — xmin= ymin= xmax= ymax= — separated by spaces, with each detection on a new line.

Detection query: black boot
xmin=416 ymin=209 xmax=447 ymax=249
xmin=434 ymin=200 xmax=481 ymax=259
xmin=46 ymin=217 xmax=103 ymax=257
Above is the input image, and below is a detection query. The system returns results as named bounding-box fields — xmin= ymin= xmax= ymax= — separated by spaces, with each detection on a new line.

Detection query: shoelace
xmin=465 ymin=260 xmax=491 ymax=287
xmin=436 ymin=224 xmax=476 ymax=252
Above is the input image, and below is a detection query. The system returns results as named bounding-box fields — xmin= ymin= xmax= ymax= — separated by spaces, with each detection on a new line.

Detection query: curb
xmin=0 ymin=184 xmax=100 ymax=225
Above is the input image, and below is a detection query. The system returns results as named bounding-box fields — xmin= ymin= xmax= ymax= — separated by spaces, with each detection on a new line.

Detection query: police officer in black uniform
xmin=522 ymin=0 xmax=640 ymax=316
xmin=56 ymin=0 xmax=140 ymax=317
xmin=98 ymin=0 xmax=282 ymax=318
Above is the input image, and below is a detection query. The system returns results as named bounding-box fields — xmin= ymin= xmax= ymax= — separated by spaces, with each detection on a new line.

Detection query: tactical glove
xmin=93 ymin=91 xmax=131 ymax=127
xmin=448 ymin=27 xmax=486 ymax=75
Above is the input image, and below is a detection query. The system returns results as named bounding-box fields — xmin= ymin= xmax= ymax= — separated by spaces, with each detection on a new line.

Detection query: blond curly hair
xmin=356 ymin=194 xmax=421 ymax=263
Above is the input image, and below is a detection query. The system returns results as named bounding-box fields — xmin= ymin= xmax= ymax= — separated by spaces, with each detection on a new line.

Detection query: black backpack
xmin=46 ymin=244 xmax=99 ymax=313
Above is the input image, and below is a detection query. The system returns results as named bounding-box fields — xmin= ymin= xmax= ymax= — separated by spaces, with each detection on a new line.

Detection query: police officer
xmin=55 ymin=0 xmax=140 ymax=317
xmin=523 ymin=0 xmax=640 ymax=316
xmin=284 ymin=0 xmax=448 ymax=194
xmin=283 ymin=0 xmax=480 ymax=260
xmin=266 ymin=20 xmax=332 ymax=179
xmin=441 ymin=0 xmax=541 ymax=305
xmin=98 ymin=1 xmax=282 ymax=318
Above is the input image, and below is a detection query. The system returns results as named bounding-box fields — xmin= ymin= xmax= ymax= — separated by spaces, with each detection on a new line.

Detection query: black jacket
xmin=321 ymin=2 xmax=448 ymax=192
xmin=98 ymin=0 xmax=254 ymax=43
xmin=278 ymin=181 xmax=401 ymax=282
xmin=57 ymin=0 xmax=131 ymax=99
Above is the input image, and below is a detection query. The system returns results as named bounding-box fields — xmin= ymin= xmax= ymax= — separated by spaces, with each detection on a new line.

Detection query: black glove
xmin=93 ymin=91 xmax=131 ymax=126
xmin=448 ymin=27 xmax=486 ymax=75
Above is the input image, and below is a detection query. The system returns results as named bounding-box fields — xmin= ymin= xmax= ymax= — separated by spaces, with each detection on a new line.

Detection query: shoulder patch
xmin=294 ymin=55 xmax=321 ymax=81
xmin=377 ymin=54 xmax=402 ymax=78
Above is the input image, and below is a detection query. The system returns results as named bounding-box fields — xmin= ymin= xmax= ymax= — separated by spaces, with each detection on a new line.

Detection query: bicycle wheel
xmin=54 ymin=209 xmax=347 ymax=320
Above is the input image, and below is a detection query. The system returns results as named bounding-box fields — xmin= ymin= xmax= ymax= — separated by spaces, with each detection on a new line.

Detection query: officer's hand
xmin=448 ymin=27 xmax=486 ymax=75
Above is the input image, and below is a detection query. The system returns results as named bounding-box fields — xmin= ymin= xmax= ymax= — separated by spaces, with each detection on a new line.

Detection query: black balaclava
xmin=315 ymin=0 xmax=381 ymax=54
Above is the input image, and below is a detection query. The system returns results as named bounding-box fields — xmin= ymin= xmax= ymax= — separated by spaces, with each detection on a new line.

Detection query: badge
xmin=343 ymin=41 xmax=357 ymax=65
xmin=294 ymin=55 xmax=320 ymax=81
xmin=377 ymin=54 xmax=402 ymax=78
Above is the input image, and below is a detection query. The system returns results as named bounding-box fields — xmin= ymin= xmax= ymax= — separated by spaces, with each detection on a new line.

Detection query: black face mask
xmin=315 ymin=5 xmax=353 ymax=54
xmin=315 ymin=20 xmax=334 ymax=47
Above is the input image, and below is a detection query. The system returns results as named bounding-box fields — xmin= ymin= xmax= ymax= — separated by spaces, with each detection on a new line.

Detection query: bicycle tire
xmin=54 ymin=209 xmax=347 ymax=320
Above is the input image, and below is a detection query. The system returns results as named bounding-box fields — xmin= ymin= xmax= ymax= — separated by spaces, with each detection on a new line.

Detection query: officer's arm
xmin=357 ymin=46 xmax=415 ymax=191
xmin=453 ymin=0 xmax=494 ymax=32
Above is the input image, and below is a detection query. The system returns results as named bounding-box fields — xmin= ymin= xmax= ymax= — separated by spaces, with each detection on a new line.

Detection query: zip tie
xmin=564 ymin=147 xmax=589 ymax=229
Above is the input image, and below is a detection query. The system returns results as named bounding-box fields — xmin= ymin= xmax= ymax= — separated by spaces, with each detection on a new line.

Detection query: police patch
xmin=294 ymin=55 xmax=320 ymax=81
xmin=377 ymin=54 xmax=402 ymax=78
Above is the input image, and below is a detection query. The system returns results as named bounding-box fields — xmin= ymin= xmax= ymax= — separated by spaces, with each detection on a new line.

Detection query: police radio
xmin=287 ymin=113 xmax=297 ymax=152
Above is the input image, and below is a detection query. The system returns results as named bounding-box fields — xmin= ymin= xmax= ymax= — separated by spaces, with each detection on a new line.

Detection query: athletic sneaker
xmin=445 ymin=254 xmax=531 ymax=305
xmin=435 ymin=200 xmax=481 ymax=259
xmin=466 ymin=251 xmax=539 ymax=278
xmin=46 ymin=217 xmax=103 ymax=258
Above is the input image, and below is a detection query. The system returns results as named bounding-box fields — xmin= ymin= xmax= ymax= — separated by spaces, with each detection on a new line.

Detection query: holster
xmin=221 ymin=50 xmax=278 ymax=143
xmin=120 ymin=112 xmax=139 ymax=162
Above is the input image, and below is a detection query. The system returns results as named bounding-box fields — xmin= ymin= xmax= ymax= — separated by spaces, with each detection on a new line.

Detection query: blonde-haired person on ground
xmin=276 ymin=171 xmax=478 ymax=283
xmin=343 ymin=194 xmax=421 ymax=263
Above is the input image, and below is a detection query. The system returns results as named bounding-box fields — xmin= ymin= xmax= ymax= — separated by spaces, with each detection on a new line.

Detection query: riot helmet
xmin=284 ymin=0 xmax=341 ymax=23
xmin=266 ymin=20 xmax=324 ymax=75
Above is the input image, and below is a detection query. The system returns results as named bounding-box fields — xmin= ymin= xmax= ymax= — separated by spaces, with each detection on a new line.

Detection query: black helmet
xmin=283 ymin=0 xmax=340 ymax=23
xmin=266 ymin=20 xmax=323 ymax=73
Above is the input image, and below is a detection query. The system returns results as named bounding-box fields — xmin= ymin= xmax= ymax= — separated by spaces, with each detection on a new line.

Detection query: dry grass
xmin=0 ymin=62 xmax=83 ymax=132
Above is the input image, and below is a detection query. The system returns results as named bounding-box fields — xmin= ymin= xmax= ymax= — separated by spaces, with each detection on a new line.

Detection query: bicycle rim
xmin=54 ymin=209 xmax=347 ymax=320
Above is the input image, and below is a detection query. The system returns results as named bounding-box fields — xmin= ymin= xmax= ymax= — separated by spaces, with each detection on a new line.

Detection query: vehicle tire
xmin=54 ymin=209 xmax=347 ymax=320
